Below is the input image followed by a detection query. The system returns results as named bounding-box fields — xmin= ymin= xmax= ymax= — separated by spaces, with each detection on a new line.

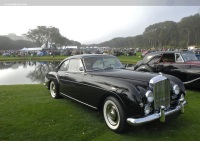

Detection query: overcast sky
xmin=0 ymin=6 xmax=200 ymax=44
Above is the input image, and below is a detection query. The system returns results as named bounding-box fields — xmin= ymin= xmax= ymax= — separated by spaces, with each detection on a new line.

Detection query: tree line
xmin=23 ymin=26 xmax=81 ymax=48
xmin=93 ymin=13 xmax=200 ymax=48
xmin=1 ymin=13 xmax=200 ymax=50
xmin=0 ymin=26 xmax=81 ymax=50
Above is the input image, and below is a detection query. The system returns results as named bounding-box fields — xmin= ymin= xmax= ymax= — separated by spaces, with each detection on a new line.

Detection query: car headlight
xmin=145 ymin=90 xmax=154 ymax=103
xmin=173 ymin=85 xmax=180 ymax=95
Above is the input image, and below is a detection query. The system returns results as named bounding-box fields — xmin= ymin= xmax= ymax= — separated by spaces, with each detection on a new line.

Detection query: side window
xmin=175 ymin=53 xmax=184 ymax=62
xmin=160 ymin=54 xmax=175 ymax=62
xmin=68 ymin=59 xmax=84 ymax=72
xmin=59 ymin=60 xmax=69 ymax=71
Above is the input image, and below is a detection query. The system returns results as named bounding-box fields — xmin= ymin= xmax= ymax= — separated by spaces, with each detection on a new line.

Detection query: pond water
xmin=0 ymin=61 xmax=134 ymax=85
xmin=0 ymin=61 xmax=60 ymax=85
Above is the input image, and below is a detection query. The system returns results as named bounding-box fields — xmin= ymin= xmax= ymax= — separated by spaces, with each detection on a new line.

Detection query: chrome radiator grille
xmin=150 ymin=75 xmax=170 ymax=111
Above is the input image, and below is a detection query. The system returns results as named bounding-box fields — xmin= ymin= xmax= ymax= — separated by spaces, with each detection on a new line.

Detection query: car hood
xmin=89 ymin=69 xmax=158 ymax=82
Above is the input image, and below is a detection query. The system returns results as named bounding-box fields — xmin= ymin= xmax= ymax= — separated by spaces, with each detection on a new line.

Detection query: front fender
xmin=163 ymin=74 xmax=185 ymax=92
xmin=45 ymin=72 xmax=59 ymax=89
xmin=96 ymin=78 xmax=147 ymax=117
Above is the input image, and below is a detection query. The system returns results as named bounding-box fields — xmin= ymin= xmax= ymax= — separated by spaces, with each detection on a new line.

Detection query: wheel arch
xmin=46 ymin=73 xmax=60 ymax=89
xmin=97 ymin=92 xmax=127 ymax=113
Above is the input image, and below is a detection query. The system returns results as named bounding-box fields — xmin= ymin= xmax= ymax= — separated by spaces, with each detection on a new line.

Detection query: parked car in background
xmin=44 ymin=54 xmax=186 ymax=133
xmin=125 ymin=50 xmax=136 ymax=56
xmin=134 ymin=51 xmax=200 ymax=88
xmin=60 ymin=49 xmax=72 ymax=56
xmin=37 ymin=51 xmax=47 ymax=56
xmin=2 ymin=52 xmax=10 ymax=57
xmin=141 ymin=50 xmax=154 ymax=57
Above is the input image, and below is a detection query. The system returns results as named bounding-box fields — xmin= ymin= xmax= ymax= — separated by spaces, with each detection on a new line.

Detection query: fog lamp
xmin=144 ymin=105 xmax=151 ymax=115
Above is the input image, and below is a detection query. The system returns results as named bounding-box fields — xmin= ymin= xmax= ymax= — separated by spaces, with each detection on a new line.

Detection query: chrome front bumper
xmin=127 ymin=100 xmax=187 ymax=126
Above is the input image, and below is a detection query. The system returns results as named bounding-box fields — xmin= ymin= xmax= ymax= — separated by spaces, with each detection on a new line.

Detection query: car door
xmin=80 ymin=57 xmax=109 ymax=107
xmin=156 ymin=53 xmax=175 ymax=74
xmin=156 ymin=53 xmax=188 ymax=82
xmin=58 ymin=58 xmax=85 ymax=100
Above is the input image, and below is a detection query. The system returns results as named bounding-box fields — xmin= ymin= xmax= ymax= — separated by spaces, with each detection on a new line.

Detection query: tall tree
xmin=178 ymin=14 xmax=200 ymax=47
xmin=24 ymin=26 xmax=81 ymax=48
xmin=24 ymin=26 xmax=63 ymax=48
xmin=143 ymin=21 xmax=179 ymax=48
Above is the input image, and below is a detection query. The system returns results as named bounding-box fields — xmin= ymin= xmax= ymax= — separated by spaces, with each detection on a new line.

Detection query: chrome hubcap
xmin=103 ymin=99 xmax=120 ymax=130
xmin=106 ymin=104 xmax=118 ymax=126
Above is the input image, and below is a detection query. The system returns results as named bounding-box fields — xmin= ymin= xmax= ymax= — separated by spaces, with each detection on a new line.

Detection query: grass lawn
xmin=0 ymin=56 xmax=67 ymax=62
xmin=0 ymin=53 xmax=143 ymax=64
xmin=0 ymin=84 xmax=200 ymax=140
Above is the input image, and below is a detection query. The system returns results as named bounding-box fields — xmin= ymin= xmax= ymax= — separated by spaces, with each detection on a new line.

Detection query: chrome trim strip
xmin=59 ymin=79 xmax=117 ymax=94
xmin=149 ymin=75 xmax=167 ymax=84
xmin=150 ymin=75 xmax=170 ymax=110
xmin=127 ymin=100 xmax=186 ymax=126
xmin=155 ymin=79 xmax=170 ymax=110
xmin=183 ymin=77 xmax=200 ymax=84
xmin=60 ymin=92 xmax=98 ymax=109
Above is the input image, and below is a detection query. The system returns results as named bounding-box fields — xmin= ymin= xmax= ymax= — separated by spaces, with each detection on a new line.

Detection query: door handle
xmin=65 ymin=72 xmax=69 ymax=75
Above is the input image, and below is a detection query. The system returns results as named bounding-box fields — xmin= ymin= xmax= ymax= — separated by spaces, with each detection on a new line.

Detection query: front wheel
xmin=103 ymin=97 xmax=127 ymax=133
xmin=50 ymin=80 xmax=60 ymax=99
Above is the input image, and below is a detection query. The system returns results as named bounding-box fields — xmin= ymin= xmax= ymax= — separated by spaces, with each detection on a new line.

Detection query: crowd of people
xmin=0 ymin=46 xmax=198 ymax=57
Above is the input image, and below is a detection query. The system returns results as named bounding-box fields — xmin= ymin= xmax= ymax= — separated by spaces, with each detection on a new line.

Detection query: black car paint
xmin=45 ymin=54 xmax=185 ymax=118
xmin=134 ymin=51 xmax=200 ymax=88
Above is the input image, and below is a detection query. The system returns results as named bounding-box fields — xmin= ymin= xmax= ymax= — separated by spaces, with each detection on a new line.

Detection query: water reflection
xmin=0 ymin=61 xmax=60 ymax=85
xmin=0 ymin=61 xmax=134 ymax=85
xmin=26 ymin=62 xmax=59 ymax=83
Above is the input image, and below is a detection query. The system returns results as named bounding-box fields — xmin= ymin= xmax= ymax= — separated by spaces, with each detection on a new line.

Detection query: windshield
xmin=83 ymin=56 xmax=124 ymax=71
xmin=181 ymin=53 xmax=198 ymax=62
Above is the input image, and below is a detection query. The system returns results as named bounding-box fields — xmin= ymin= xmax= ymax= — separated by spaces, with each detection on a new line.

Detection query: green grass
xmin=0 ymin=53 xmax=143 ymax=64
xmin=0 ymin=84 xmax=200 ymax=140
xmin=118 ymin=55 xmax=142 ymax=64
xmin=0 ymin=56 xmax=68 ymax=62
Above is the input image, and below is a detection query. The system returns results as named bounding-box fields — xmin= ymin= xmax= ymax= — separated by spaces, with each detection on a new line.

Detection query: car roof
xmin=65 ymin=54 xmax=116 ymax=60
xmin=147 ymin=51 xmax=193 ymax=56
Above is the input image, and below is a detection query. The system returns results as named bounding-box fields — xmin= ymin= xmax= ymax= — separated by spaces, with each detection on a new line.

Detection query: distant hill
xmin=0 ymin=35 xmax=37 ymax=50
xmin=86 ymin=13 xmax=200 ymax=49
xmin=4 ymin=33 xmax=30 ymax=41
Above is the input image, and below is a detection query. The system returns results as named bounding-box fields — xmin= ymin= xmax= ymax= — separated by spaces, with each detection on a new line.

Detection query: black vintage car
xmin=134 ymin=51 xmax=200 ymax=88
xmin=44 ymin=54 xmax=186 ymax=133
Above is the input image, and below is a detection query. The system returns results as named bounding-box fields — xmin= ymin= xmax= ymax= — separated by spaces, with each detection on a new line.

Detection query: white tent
xmin=21 ymin=47 xmax=42 ymax=51
xmin=21 ymin=47 xmax=28 ymax=51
